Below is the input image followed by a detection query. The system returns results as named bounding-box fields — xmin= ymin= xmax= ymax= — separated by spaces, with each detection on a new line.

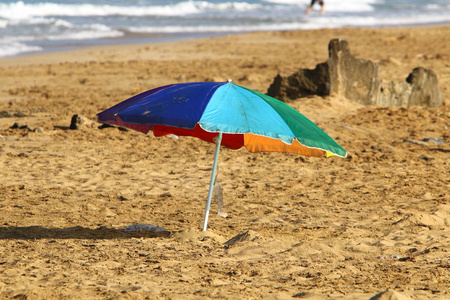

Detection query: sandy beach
xmin=0 ymin=25 xmax=449 ymax=299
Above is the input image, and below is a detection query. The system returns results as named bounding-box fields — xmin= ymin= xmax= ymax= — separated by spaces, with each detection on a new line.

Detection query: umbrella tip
xmin=227 ymin=79 xmax=232 ymax=83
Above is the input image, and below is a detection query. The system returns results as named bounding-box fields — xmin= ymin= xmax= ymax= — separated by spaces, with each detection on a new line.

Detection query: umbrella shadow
xmin=0 ymin=226 xmax=171 ymax=240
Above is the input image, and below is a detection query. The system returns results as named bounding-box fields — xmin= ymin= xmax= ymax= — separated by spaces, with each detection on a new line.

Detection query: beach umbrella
xmin=97 ymin=80 xmax=348 ymax=231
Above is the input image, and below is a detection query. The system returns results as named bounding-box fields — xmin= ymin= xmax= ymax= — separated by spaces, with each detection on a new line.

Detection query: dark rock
xmin=377 ymin=67 xmax=443 ymax=107
xmin=327 ymin=39 xmax=381 ymax=105
xmin=70 ymin=114 xmax=96 ymax=130
xmin=20 ymin=125 xmax=31 ymax=131
xmin=69 ymin=114 xmax=83 ymax=130
xmin=9 ymin=123 xmax=32 ymax=131
xmin=268 ymin=39 xmax=443 ymax=107
xmin=268 ymin=64 xmax=329 ymax=99
xmin=268 ymin=39 xmax=379 ymax=103
xmin=406 ymin=67 xmax=442 ymax=107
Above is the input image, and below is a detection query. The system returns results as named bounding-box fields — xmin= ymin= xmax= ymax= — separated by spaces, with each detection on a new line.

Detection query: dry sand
xmin=0 ymin=26 xmax=449 ymax=299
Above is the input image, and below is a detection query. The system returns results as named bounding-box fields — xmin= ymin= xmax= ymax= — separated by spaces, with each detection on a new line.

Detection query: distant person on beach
xmin=305 ymin=0 xmax=325 ymax=14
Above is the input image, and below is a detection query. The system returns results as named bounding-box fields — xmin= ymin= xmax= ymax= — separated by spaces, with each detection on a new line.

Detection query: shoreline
xmin=7 ymin=31 xmax=233 ymax=59
xmin=2 ymin=22 xmax=449 ymax=62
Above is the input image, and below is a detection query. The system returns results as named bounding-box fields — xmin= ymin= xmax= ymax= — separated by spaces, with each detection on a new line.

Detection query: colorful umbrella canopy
xmin=97 ymin=80 xmax=348 ymax=230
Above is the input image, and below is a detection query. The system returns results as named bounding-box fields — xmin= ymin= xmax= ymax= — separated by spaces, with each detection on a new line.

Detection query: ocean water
xmin=0 ymin=0 xmax=449 ymax=57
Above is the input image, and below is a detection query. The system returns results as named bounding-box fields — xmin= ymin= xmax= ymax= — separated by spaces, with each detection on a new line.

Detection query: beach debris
xmin=69 ymin=114 xmax=83 ymax=129
xmin=403 ymin=138 xmax=447 ymax=146
xmin=268 ymin=39 xmax=443 ymax=108
xmin=70 ymin=114 xmax=85 ymax=129
xmin=403 ymin=139 xmax=427 ymax=146
xmin=421 ymin=138 xmax=446 ymax=144
xmin=212 ymin=171 xmax=228 ymax=218
xmin=70 ymin=114 xmax=96 ymax=130
xmin=224 ymin=231 xmax=251 ymax=247
xmin=123 ymin=223 xmax=165 ymax=233
xmin=378 ymin=255 xmax=413 ymax=262
xmin=214 ymin=181 xmax=228 ymax=218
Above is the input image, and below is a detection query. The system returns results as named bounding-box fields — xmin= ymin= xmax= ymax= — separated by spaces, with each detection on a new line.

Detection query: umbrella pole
xmin=202 ymin=132 xmax=223 ymax=231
